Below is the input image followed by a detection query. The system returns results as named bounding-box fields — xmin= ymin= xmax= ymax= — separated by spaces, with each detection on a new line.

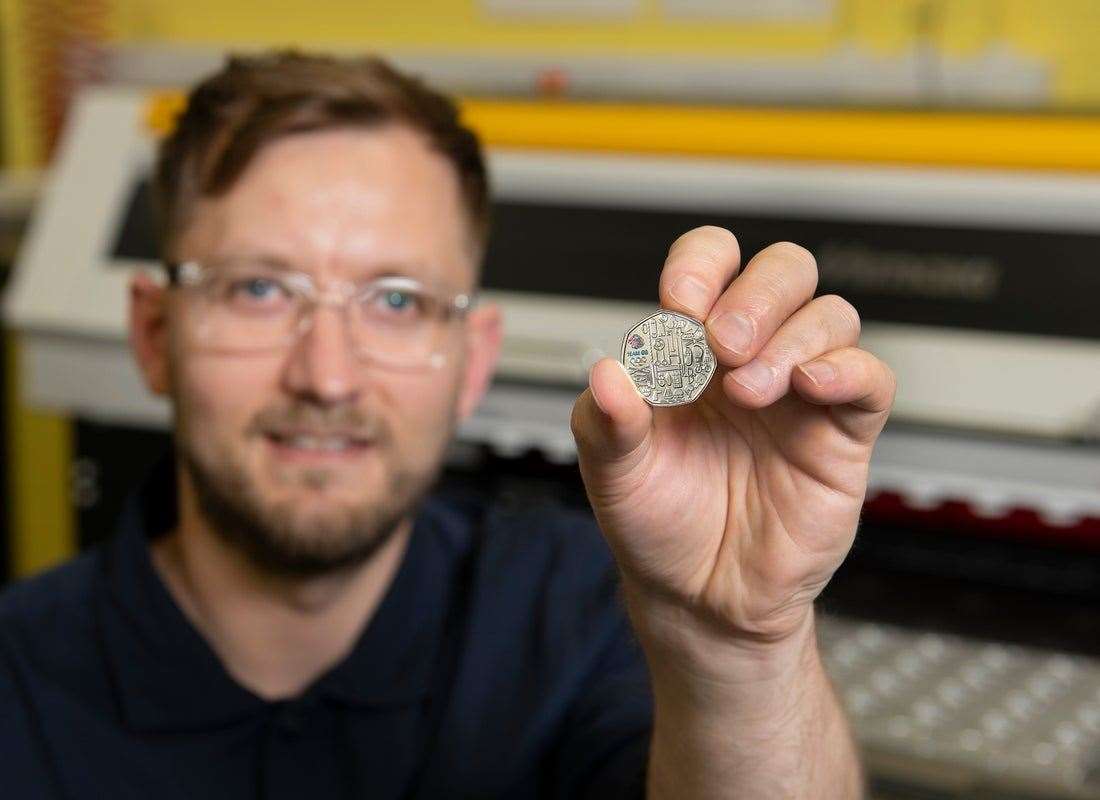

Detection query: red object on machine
xmin=863 ymin=490 xmax=1100 ymax=551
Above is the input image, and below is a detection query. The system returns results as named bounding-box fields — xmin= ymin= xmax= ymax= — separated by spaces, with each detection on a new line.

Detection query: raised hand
xmin=571 ymin=226 xmax=896 ymax=647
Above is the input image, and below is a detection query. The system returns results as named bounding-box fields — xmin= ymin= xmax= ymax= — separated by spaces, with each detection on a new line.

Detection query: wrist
xmin=621 ymin=578 xmax=820 ymax=689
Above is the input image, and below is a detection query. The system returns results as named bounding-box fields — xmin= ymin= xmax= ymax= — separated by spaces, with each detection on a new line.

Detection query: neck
xmin=150 ymin=480 xmax=411 ymax=701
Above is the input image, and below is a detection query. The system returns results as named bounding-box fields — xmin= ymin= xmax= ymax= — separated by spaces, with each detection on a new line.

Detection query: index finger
xmin=657 ymin=226 xmax=742 ymax=321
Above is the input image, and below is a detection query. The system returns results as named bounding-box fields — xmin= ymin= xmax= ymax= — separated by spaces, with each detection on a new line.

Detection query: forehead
xmin=178 ymin=125 xmax=475 ymax=286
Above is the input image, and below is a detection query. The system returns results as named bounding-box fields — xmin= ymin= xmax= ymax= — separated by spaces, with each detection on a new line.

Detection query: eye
xmin=365 ymin=285 xmax=427 ymax=321
xmin=238 ymin=278 xmax=280 ymax=299
xmin=382 ymin=289 xmax=414 ymax=311
xmin=221 ymin=275 xmax=293 ymax=311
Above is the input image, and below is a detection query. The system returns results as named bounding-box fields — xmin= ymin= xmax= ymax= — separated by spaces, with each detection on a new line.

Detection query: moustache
xmin=247 ymin=403 xmax=390 ymax=444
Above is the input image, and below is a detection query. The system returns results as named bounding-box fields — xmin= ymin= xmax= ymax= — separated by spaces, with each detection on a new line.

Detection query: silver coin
xmin=621 ymin=310 xmax=716 ymax=406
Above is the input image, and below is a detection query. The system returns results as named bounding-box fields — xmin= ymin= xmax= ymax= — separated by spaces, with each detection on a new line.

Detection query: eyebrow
xmin=207 ymin=252 xmax=298 ymax=272
xmin=211 ymin=252 xmax=452 ymax=286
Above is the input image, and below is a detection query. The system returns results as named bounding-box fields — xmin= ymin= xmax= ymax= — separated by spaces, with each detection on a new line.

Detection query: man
xmin=0 ymin=52 xmax=894 ymax=798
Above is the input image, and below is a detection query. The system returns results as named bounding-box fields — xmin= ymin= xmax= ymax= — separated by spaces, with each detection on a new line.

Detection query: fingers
xmin=658 ymin=226 xmax=742 ymax=321
xmin=657 ymin=232 xmax=820 ymax=376
xmin=653 ymin=229 xmax=893 ymax=445
xmin=721 ymin=294 xmax=861 ymax=408
xmin=790 ymin=346 xmax=897 ymax=443
xmin=704 ymin=242 xmax=819 ymax=368
xmin=571 ymin=358 xmax=653 ymax=471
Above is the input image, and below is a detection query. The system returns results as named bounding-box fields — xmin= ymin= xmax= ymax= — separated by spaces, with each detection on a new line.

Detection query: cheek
xmin=174 ymin=354 xmax=282 ymax=445
xmin=383 ymin=368 xmax=463 ymax=453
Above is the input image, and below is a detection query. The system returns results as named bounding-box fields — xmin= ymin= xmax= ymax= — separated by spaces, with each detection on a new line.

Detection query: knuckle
xmin=767 ymin=241 xmax=818 ymax=278
xmin=882 ymin=361 xmax=899 ymax=399
xmin=776 ymin=331 xmax=814 ymax=364
xmin=698 ymin=225 xmax=739 ymax=249
xmin=818 ymin=294 xmax=861 ymax=335
xmin=753 ymin=269 xmax=790 ymax=309
xmin=669 ymin=226 xmax=739 ymax=264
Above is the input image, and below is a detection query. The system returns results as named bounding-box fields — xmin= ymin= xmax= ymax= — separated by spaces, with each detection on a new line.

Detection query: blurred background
xmin=3 ymin=1 xmax=1100 ymax=797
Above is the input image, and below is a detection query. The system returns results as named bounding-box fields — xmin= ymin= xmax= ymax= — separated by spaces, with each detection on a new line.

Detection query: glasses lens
xmin=347 ymin=283 xmax=449 ymax=367
xmin=179 ymin=265 xmax=462 ymax=367
xmin=184 ymin=266 xmax=302 ymax=351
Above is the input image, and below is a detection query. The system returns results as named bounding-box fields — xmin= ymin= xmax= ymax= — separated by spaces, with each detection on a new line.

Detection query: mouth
xmin=263 ymin=430 xmax=375 ymax=462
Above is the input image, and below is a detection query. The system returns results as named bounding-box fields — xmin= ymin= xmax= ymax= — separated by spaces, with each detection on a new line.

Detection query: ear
xmin=456 ymin=302 xmax=503 ymax=422
xmin=129 ymin=271 xmax=172 ymax=396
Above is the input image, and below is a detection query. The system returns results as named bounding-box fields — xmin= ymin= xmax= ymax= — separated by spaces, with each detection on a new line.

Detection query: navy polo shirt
xmin=0 ymin=460 xmax=652 ymax=799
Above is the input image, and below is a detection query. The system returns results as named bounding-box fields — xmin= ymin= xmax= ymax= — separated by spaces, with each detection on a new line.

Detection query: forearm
xmin=627 ymin=593 xmax=863 ymax=800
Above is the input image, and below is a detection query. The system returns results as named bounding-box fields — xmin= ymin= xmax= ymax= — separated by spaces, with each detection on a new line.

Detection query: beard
xmin=178 ymin=401 xmax=443 ymax=578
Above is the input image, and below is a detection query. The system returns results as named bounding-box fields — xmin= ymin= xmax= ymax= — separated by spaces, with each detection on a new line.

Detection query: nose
xmin=281 ymin=304 xmax=363 ymax=405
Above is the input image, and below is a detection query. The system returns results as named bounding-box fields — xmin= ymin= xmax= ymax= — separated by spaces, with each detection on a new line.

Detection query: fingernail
xmin=798 ymin=360 xmax=837 ymax=387
xmin=589 ymin=360 xmax=627 ymax=416
xmin=732 ymin=360 xmax=775 ymax=396
xmin=710 ymin=311 xmax=754 ymax=355
xmin=581 ymin=347 xmax=605 ymax=374
xmin=669 ymin=275 xmax=710 ymax=315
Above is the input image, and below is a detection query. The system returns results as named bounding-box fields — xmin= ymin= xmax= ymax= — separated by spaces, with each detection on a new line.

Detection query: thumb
xmin=570 ymin=358 xmax=653 ymax=471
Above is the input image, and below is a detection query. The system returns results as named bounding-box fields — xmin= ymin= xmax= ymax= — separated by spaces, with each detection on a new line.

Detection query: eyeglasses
xmin=165 ymin=260 xmax=472 ymax=370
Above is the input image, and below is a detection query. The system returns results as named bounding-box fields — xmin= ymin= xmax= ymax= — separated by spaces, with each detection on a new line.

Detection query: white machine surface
xmin=819 ymin=613 xmax=1100 ymax=800
xmin=8 ymin=85 xmax=1100 ymax=799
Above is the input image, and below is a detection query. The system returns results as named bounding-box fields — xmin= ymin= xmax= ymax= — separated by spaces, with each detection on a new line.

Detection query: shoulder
xmin=0 ymin=551 xmax=102 ymax=678
xmin=492 ymin=492 xmax=608 ymax=557
xmin=424 ymin=492 xmax=652 ymax=794
xmin=0 ymin=554 xmax=103 ymax=793
xmin=0 ymin=551 xmax=101 ymax=634
xmin=489 ymin=497 xmax=630 ymax=661
xmin=426 ymin=489 xmax=615 ymax=596
xmin=427 ymin=490 xmax=628 ymax=656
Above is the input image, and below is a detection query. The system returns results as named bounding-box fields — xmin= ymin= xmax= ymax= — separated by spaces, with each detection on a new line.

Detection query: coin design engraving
xmin=621 ymin=310 xmax=716 ymax=406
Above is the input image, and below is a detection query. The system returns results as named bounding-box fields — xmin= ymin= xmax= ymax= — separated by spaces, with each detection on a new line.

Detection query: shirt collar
xmin=95 ymin=455 xmax=468 ymax=733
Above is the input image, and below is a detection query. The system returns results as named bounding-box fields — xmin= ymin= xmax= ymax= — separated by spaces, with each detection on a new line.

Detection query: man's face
xmin=133 ymin=126 xmax=499 ymax=575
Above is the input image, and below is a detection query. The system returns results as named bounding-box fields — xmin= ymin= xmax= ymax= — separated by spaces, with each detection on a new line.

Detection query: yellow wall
xmin=4 ymin=0 xmax=1100 ymax=167
xmin=4 ymin=336 xmax=73 ymax=577
xmin=108 ymin=0 xmax=832 ymax=53
xmin=99 ymin=0 xmax=1100 ymax=91
xmin=100 ymin=0 xmax=1100 ymax=106
xmin=0 ymin=0 xmax=39 ymax=167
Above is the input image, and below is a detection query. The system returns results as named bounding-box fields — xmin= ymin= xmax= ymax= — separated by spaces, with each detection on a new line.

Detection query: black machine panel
xmin=484 ymin=201 xmax=1100 ymax=342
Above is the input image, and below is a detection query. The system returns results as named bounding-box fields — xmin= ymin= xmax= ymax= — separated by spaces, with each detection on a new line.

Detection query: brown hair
xmin=153 ymin=50 xmax=490 ymax=258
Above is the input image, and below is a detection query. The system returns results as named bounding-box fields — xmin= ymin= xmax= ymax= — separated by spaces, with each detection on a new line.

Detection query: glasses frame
xmin=164 ymin=259 xmax=473 ymax=370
